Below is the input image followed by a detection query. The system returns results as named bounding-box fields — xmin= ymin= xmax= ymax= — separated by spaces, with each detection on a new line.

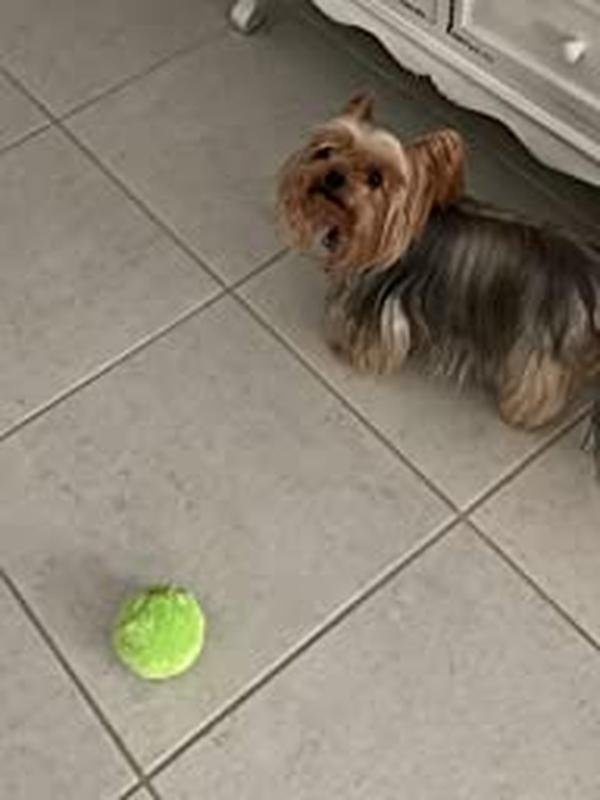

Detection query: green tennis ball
xmin=112 ymin=586 xmax=206 ymax=680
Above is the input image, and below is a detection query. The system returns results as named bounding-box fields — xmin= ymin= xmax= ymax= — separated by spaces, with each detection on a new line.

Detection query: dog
xmin=278 ymin=93 xmax=600 ymax=467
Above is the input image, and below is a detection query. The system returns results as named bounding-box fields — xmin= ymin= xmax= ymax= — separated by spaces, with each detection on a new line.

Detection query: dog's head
xmin=277 ymin=93 xmax=465 ymax=276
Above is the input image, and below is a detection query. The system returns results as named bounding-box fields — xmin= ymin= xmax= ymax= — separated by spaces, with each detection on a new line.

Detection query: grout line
xmin=118 ymin=784 xmax=138 ymax=800
xmin=1 ymin=62 xmax=226 ymax=289
xmin=232 ymin=291 xmax=459 ymax=512
xmin=59 ymin=27 xmax=231 ymax=124
xmin=459 ymin=403 xmax=591 ymax=517
xmin=118 ymin=781 xmax=145 ymax=800
xmin=1 ymin=22 xmax=230 ymax=126
xmin=0 ymin=120 xmax=53 ymax=160
xmin=232 ymin=246 xmax=290 ymax=289
xmin=56 ymin=114 xmax=292 ymax=296
xmin=56 ymin=108 xmax=288 ymax=297
xmin=466 ymin=519 xmax=600 ymax=655
xmin=0 ymin=290 xmax=225 ymax=447
xmin=0 ymin=25 xmax=231 ymax=169
xmin=0 ymin=569 xmax=161 ymax=800
xmin=58 ymin=122 xmax=227 ymax=288
xmin=119 ymin=779 xmax=163 ymax=800
xmin=146 ymin=515 xmax=461 ymax=780
xmin=0 ymin=62 xmax=290 ymax=450
xmin=0 ymin=244 xmax=289 ymax=450
xmin=1 ymin=52 xmax=289 ymax=294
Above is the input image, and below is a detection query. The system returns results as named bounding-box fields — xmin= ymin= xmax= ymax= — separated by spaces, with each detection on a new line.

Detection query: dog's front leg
xmin=325 ymin=290 xmax=411 ymax=375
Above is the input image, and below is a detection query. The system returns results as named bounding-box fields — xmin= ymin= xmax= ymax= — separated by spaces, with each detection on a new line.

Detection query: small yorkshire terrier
xmin=278 ymin=94 xmax=600 ymax=465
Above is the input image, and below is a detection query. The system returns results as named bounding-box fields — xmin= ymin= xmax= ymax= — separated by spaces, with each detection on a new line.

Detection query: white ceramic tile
xmin=475 ymin=422 xmax=600 ymax=641
xmin=157 ymin=528 xmax=600 ymax=800
xmin=69 ymin=14 xmax=441 ymax=282
xmin=0 ymin=298 xmax=450 ymax=767
xmin=0 ymin=579 xmax=134 ymax=799
xmin=0 ymin=73 xmax=47 ymax=149
xmin=242 ymin=253 xmax=580 ymax=506
xmin=0 ymin=127 xmax=217 ymax=432
xmin=0 ymin=0 xmax=228 ymax=113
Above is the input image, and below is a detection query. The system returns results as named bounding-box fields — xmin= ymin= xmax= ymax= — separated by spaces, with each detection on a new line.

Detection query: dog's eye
xmin=367 ymin=168 xmax=383 ymax=189
xmin=313 ymin=146 xmax=333 ymax=161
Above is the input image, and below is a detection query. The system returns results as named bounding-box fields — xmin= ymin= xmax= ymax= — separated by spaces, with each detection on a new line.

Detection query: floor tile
xmin=496 ymin=155 xmax=599 ymax=238
xmin=462 ymin=144 xmax=593 ymax=229
xmin=156 ymin=527 xmax=600 ymax=800
xmin=474 ymin=423 xmax=600 ymax=641
xmin=242 ymin=253 xmax=585 ymax=506
xmin=0 ymin=73 xmax=47 ymax=150
xmin=0 ymin=298 xmax=450 ymax=766
xmin=69 ymin=13 xmax=441 ymax=283
xmin=0 ymin=0 xmax=227 ymax=114
xmin=467 ymin=125 xmax=600 ymax=237
xmin=0 ymin=578 xmax=134 ymax=800
xmin=0 ymin=128 xmax=217 ymax=433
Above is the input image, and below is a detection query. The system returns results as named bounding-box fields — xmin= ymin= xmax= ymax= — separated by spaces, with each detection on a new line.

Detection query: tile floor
xmin=1 ymin=1 xmax=599 ymax=798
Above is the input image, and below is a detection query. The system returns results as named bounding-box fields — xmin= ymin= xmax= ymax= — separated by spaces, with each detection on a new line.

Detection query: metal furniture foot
xmin=229 ymin=0 xmax=268 ymax=33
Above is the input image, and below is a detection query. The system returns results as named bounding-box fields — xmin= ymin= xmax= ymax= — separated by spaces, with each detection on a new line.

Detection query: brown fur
xmin=498 ymin=353 xmax=580 ymax=429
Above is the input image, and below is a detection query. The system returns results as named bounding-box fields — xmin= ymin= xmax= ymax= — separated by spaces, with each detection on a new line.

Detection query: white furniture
xmin=311 ymin=0 xmax=600 ymax=185
xmin=230 ymin=0 xmax=600 ymax=186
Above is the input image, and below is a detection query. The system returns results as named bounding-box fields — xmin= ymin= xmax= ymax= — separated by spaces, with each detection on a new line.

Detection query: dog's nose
xmin=323 ymin=169 xmax=345 ymax=192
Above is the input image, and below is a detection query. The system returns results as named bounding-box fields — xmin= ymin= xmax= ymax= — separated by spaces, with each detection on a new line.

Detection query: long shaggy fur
xmin=328 ymin=199 xmax=600 ymax=381
xmin=278 ymin=94 xmax=600 ymax=446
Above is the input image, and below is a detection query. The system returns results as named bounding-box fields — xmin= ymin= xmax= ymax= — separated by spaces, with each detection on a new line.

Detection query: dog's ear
xmin=342 ymin=92 xmax=375 ymax=123
xmin=399 ymin=129 xmax=465 ymax=242
xmin=406 ymin=128 xmax=465 ymax=206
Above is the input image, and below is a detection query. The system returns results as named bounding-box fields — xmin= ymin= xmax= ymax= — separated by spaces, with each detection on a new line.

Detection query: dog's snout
xmin=323 ymin=169 xmax=345 ymax=192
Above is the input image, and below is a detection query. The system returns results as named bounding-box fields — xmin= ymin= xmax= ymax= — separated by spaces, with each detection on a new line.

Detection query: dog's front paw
xmin=326 ymin=330 xmax=400 ymax=375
